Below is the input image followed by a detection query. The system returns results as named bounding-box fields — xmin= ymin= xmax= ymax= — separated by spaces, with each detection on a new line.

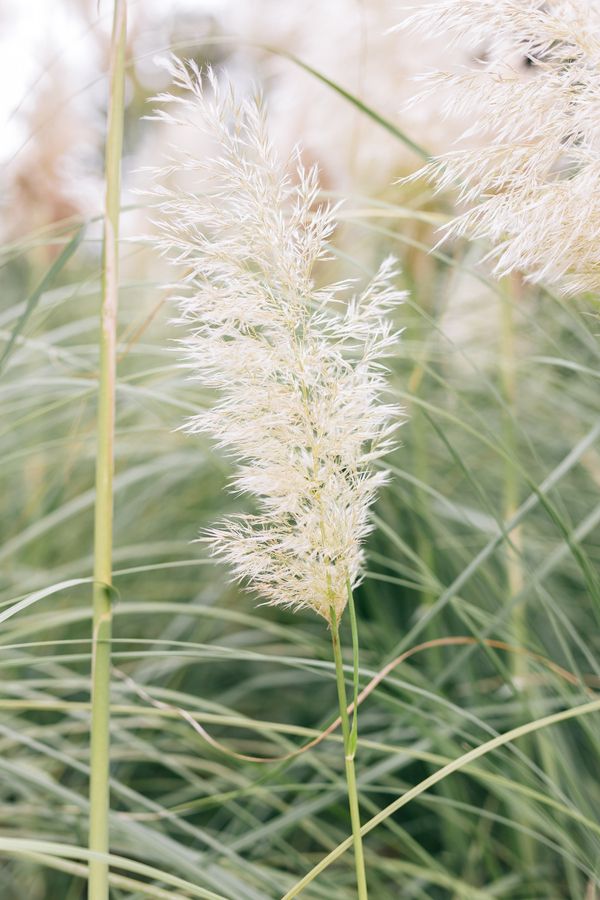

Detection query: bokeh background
xmin=1 ymin=2 xmax=599 ymax=898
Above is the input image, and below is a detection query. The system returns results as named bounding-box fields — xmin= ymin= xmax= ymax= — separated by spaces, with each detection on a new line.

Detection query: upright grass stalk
xmin=408 ymin=347 xmax=436 ymax=617
xmin=500 ymin=280 xmax=581 ymax=893
xmin=499 ymin=276 xmax=525 ymax=681
xmin=499 ymin=276 xmax=542 ymax=874
xmin=88 ymin=2 xmax=126 ymax=898
xmin=329 ymin=584 xmax=368 ymax=900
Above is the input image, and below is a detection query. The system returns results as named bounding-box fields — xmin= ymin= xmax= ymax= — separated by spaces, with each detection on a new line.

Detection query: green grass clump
xmin=0 ymin=14 xmax=599 ymax=900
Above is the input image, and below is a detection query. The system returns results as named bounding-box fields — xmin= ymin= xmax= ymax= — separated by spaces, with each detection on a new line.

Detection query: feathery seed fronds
xmin=400 ymin=0 xmax=600 ymax=293
xmin=147 ymin=58 xmax=404 ymax=620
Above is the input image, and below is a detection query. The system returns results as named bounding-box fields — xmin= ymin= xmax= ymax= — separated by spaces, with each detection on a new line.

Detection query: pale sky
xmin=0 ymin=0 xmax=228 ymax=163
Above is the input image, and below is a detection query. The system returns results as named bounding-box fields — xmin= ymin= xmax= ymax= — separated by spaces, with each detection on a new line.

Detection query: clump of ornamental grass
xmin=146 ymin=56 xmax=404 ymax=899
xmin=398 ymin=0 xmax=600 ymax=294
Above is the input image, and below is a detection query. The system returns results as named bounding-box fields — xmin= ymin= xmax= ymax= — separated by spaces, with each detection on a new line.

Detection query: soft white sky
xmin=1 ymin=0 xmax=93 ymax=160
xmin=0 ymin=0 xmax=228 ymax=163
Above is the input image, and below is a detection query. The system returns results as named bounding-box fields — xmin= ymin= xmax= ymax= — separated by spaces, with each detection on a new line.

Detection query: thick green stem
xmin=88 ymin=3 xmax=126 ymax=899
xmin=330 ymin=598 xmax=368 ymax=900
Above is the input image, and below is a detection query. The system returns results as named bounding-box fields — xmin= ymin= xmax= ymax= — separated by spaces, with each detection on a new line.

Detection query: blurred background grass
xmin=0 ymin=1 xmax=599 ymax=897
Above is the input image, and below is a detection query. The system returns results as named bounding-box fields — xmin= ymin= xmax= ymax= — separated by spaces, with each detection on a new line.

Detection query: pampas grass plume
xmin=400 ymin=0 xmax=600 ymax=293
xmin=147 ymin=57 xmax=404 ymax=621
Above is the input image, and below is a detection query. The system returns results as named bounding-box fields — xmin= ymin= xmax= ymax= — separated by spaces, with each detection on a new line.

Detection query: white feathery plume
xmin=399 ymin=0 xmax=600 ymax=294
xmin=146 ymin=57 xmax=404 ymax=621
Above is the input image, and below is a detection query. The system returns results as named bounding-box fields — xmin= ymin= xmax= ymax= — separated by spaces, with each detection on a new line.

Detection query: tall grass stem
xmin=500 ymin=278 xmax=525 ymax=679
xmin=330 ymin=592 xmax=368 ymax=900
xmin=88 ymin=2 xmax=126 ymax=898
xmin=500 ymin=275 xmax=539 ymax=872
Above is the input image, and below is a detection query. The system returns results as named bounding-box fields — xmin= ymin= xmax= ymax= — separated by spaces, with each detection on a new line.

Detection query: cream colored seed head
xmin=400 ymin=0 xmax=600 ymax=294
xmin=146 ymin=57 xmax=404 ymax=621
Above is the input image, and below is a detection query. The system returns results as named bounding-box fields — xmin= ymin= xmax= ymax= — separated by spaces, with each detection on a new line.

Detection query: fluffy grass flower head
xmin=400 ymin=0 xmax=600 ymax=293
xmin=147 ymin=58 xmax=404 ymax=621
